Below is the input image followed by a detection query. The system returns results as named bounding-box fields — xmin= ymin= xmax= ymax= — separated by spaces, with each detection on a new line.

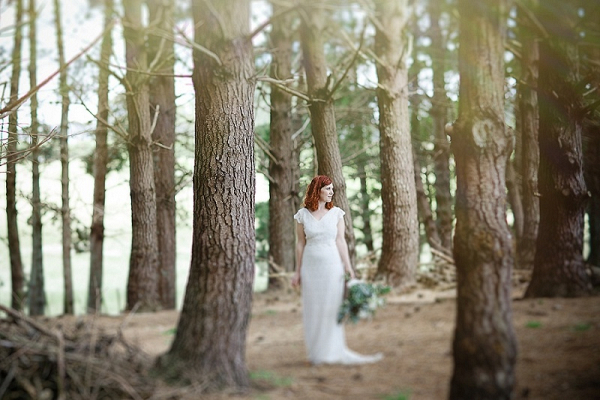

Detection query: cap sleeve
xmin=336 ymin=207 xmax=346 ymax=220
xmin=293 ymin=208 xmax=304 ymax=224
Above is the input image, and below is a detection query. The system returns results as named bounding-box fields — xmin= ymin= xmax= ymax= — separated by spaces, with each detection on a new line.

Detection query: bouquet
xmin=337 ymin=279 xmax=390 ymax=324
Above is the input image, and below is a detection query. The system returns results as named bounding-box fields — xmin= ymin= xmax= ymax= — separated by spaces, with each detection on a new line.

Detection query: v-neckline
xmin=307 ymin=208 xmax=331 ymax=222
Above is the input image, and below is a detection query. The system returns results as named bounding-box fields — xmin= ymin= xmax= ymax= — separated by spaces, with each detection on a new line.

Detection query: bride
xmin=291 ymin=175 xmax=383 ymax=365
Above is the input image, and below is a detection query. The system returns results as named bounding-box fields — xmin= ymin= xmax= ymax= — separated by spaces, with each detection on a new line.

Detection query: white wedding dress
xmin=294 ymin=206 xmax=383 ymax=365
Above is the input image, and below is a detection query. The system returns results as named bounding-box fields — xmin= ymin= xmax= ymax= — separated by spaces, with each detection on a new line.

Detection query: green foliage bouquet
xmin=337 ymin=279 xmax=391 ymax=324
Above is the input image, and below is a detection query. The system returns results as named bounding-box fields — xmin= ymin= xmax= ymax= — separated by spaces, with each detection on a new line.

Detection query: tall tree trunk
xmin=583 ymin=6 xmax=600 ymax=268
xmin=449 ymin=0 xmax=517 ymax=398
xmin=411 ymin=95 xmax=444 ymax=255
xmin=28 ymin=0 xmax=45 ymax=316
xmin=147 ymin=0 xmax=177 ymax=309
xmin=429 ymin=0 xmax=453 ymax=252
xmin=156 ymin=0 xmax=255 ymax=390
xmin=299 ymin=3 xmax=356 ymax=264
xmin=6 ymin=0 xmax=25 ymax=311
xmin=357 ymin=144 xmax=374 ymax=253
xmin=373 ymin=0 xmax=419 ymax=287
xmin=123 ymin=0 xmax=160 ymax=311
xmin=88 ymin=0 xmax=113 ymax=313
xmin=584 ymin=125 xmax=600 ymax=267
xmin=268 ymin=1 xmax=298 ymax=289
xmin=53 ymin=0 xmax=73 ymax=315
xmin=506 ymin=158 xmax=523 ymax=239
xmin=516 ymin=0 xmax=540 ymax=269
xmin=524 ymin=1 xmax=592 ymax=297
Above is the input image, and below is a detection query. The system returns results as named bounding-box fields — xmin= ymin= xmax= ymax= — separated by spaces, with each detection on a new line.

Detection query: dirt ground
xmin=50 ymin=280 xmax=600 ymax=400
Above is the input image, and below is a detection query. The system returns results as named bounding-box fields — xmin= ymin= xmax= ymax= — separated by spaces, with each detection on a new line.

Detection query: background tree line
xmin=0 ymin=0 xmax=598 ymax=397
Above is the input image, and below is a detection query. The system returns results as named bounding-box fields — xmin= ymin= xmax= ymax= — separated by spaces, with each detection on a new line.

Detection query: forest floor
xmin=41 ymin=274 xmax=600 ymax=400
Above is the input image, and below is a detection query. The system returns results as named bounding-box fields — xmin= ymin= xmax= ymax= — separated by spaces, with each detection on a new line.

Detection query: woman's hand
xmin=291 ymin=272 xmax=301 ymax=287
xmin=346 ymin=268 xmax=356 ymax=280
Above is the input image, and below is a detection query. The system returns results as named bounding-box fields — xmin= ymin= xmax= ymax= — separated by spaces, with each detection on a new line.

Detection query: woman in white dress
xmin=291 ymin=175 xmax=383 ymax=365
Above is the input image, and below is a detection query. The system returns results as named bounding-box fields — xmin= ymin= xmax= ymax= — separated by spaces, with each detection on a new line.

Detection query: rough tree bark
xmin=525 ymin=1 xmax=593 ymax=297
xmin=449 ymin=0 xmax=517 ymax=398
xmin=268 ymin=1 xmax=299 ymax=289
xmin=88 ymin=0 xmax=113 ymax=313
xmin=6 ymin=0 xmax=25 ymax=311
xmin=123 ymin=0 xmax=160 ymax=311
xmin=156 ymin=0 xmax=255 ymax=390
xmin=373 ymin=0 xmax=419 ymax=287
xmin=429 ymin=0 xmax=453 ymax=252
xmin=516 ymin=0 xmax=540 ymax=269
xmin=53 ymin=0 xmax=73 ymax=315
xmin=299 ymin=2 xmax=356 ymax=264
xmin=28 ymin=0 xmax=45 ymax=317
xmin=147 ymin=0 xmax=177 ymax=309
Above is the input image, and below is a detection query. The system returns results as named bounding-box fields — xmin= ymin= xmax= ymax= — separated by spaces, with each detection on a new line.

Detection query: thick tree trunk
xmin=373 ymin=0 xmax=419 ymax=287
xmin=429 ymin=0 xmax=453 ymax=252
xmin=123 ymin=0 xmax=160 ymax=311
xmin=157 ymin=0 xmax=255 ymax=390
xmin=299 ymin=4 xmax=356 ymax=264
xmin=449 ymin=0 xmax=517 ymax=398
xmin=268 ymin=1 xmax=298 ymax=289
xmin=6 ymin=0 xmax=25 ymax=311
xmin=524 ymin=2 xmax=592 ymax=297
xmin=88 ymin=0 xmax=113 ymax=313
xmin=53 ymin=0 xmax=73 ymax=315
xmin=516 ymin=0 xmax=540 ymax=270
xmin=28 ymin=0 xmax=45 ymax=317
xmin=147 ymin=0 xmax=177 ymax=309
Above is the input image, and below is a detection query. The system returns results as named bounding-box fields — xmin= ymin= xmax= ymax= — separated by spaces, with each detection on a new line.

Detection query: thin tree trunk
xmin=156 ymin=0 xmax=255 ymax=390
xmin=583 ymin=8 xmax=600 ymax=268
xmin=516 ymin=0 xmax=540 ymax=270
xmin=449 ymin=0 xmax=517 ymax=398
xmin=411 ymin=95 xmax=444 ymax=255
xmin=506 ymin=158 xmax=523 ymax=239
xmin=524 ymin=1 xmax=592 ymax=297
xmin=28 ymin=0 xmax=45 ymax=316
xmin=123 ymin=0 xmax=160 ymax=311
xmin=268 ymin=1 xmax=298 ymax=289
xmin=6 ymin=0 xmax=25 ymax=312
xmin=53 ymin=0 xmax=73 ymax=315
xmin=88 ymin=0 xmax=113 ymax=313
xmin=147 ymin=0 xmax=177 ymax=309
xmin=584 ymin=125 xmax=600 ymax=267
xmin=373 ymin=0 xmax=419 ymax=287
xmin=357 ymin=152 xmax=374 ymax=253
xmin=429 ymin=0 xmax=453 ymax=252
xmin=299 ymin=3 xmax=356 ymax=265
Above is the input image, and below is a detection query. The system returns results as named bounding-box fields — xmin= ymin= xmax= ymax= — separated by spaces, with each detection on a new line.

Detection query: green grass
xmin=525 ymin=320 xmax=542 ymax=328
xmin=381 ymin=390 xmax=411 ymax=400
xmin=572 ymin=322 xmax=592 ymax=332
xmin=163 ymin=327 xmax=177 ymax=335
xmin=249 ymin=370 xmax=293 ymax=387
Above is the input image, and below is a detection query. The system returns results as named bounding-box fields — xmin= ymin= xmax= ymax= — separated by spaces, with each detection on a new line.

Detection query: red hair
xmin=303 ymin=175 xmax=334 ymax=211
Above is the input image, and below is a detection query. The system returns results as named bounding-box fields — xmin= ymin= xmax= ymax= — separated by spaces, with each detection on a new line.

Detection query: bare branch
xmin=327 ymin=23 xmax=367 ymax=100
xmin=257 ymin=76 xmax=310 ymax=101
xmin=174 ymin=24 xmax=222 ymax=66
xmin=0 ymin=20 xmax=115 ymax=120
